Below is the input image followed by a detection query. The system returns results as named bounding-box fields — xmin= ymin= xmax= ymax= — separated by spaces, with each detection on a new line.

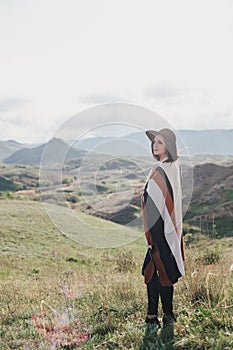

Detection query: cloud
xmin=0 ymin=115 xmax=29 ymax=126
xmin=0 ymin=96 xmax=32 ymax=127
xmin=79 ymin=94 xmax=126 ymax=105
xmin=0 ymin=96 xmax=28 ymax=112
xmin=0 ymin=112 xmax=56 ymax=143
xmin=145 ymin=82 xmax=179 ymax=99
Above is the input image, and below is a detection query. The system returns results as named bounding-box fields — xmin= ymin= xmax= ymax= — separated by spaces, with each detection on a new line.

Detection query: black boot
xmin=145 ymin=315 xmax=161 ymax=327
xmin=162 ymin=312 xmax=177 ymax=326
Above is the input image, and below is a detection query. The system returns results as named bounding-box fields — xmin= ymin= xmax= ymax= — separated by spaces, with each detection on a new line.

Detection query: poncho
xmin=141 ymin=159 xmax=185 ymax=286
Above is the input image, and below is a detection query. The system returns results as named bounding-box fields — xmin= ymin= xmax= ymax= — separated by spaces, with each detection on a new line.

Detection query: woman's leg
xmin=146 ymin=271 xmax=159 ymax=316
xmin=159 ymin=281 xmax=176 ymax=323
xmin=159 ymin=282 xmax=174 ymax=316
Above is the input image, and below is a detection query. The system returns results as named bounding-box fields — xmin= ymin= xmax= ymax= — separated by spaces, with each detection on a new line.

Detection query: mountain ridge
xmin=70 ymin=129 xmax=233 ymax=156
xmin=0 ymin=139 xmax=35 ymax=161
xmin=1 ymin=129 xmax=233 ymax=164
xmin=3 ymin=138 xmax=86 ymax=165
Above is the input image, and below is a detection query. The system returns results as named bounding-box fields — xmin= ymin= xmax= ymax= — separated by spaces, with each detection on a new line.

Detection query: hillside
xmin=192 ymin=163 xmax=233 ymax=197
xmin=185 ymin=163 xmax=233 ymax=236
xmin=68 ymin=160 xmax=233 ymax=238
xmin=0 ymin=157 xmax=232 ymax=238
xmin=3 ymin=138 xmax=86 ymax=165
xmin=0 ymin=176 xmax=23 ymax=191
xmin=76 ymin=164 xmax=233 ymax=237
xmin=0 ymin=200 xmax=232 ymax=349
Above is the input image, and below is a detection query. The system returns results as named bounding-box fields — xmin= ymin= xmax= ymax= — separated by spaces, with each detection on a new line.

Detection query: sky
xmin=0 ymin=0 xmax=233 ymax=143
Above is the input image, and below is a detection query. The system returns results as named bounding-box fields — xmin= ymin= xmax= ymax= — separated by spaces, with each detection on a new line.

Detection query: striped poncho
xmin=141 ymin=159 xmax=185 ymax=286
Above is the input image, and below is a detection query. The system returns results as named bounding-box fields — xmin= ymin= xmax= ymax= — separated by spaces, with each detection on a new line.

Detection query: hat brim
xmin=145 ymin=130 xmax=160 ymax=142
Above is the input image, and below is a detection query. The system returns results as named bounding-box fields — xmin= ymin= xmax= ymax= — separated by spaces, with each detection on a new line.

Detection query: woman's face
xmin=152 ymin=135 xmax=168 ymax=160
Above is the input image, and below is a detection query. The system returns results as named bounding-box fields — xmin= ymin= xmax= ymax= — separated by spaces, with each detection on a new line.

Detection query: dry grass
xmin=0 ymin=200 xmax=232 ymax=349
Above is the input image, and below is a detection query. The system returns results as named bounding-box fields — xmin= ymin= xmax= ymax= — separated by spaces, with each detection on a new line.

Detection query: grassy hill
xmin=0 ymin=200 xmax=232 ymax=349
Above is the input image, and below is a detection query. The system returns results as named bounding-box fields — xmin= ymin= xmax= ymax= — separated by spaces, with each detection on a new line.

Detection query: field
xmin=0 ymin=200 xmax=233 ymax=349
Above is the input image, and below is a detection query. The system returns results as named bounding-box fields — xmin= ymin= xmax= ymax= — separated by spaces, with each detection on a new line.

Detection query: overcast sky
xmin=0 ymin=0 xmax=233 ymax=143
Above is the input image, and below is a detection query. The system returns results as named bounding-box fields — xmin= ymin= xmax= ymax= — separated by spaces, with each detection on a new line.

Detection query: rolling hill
xmin=1 ymin=148 xmax=233 ymax=237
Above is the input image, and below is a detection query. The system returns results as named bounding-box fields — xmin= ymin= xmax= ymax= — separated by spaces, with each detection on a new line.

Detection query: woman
xmin=141 ymin=128 xmax=185 ymax=327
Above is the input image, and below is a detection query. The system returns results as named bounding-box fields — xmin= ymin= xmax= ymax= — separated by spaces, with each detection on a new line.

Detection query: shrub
xmin=67 ymin=195 xmax=79 ymax=204
xmin=66 ymin=257 xmax=78 ymax=263
xmin=62 ymin=177 xmax=73 ymax=185
xmin=198 ymin=248 xmax=220 ymax=265
xmin=184 ymin=233 xmax=194 ymax=248
xmin=115 ymin=250 xmax=136 ymax=272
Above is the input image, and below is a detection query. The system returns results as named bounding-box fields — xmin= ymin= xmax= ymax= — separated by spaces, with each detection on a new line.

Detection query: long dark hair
xmin=151 ymin=141 xmax=178 ymax=162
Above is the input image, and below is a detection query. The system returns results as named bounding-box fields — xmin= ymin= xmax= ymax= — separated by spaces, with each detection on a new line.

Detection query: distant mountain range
xmin=177 ymin=130 xmax=233 ymax=155
xmin=71 ymin=129 xmax=233 ymax=156
xmin=0 ymin=140 xmax=35 ymax=161
xmin=3 ymin=138 xmax=86 ymax=165
xmin=1 ymin=129 xmax=233 ymax=164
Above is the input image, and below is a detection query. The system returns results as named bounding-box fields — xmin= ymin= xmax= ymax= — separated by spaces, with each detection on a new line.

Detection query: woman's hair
xmin=151 ymin=141 xmax=178 ymax=162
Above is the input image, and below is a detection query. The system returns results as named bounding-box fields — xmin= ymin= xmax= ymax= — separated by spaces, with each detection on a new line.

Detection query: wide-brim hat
xmin=146 ymin=128 xmax=177 ymax=159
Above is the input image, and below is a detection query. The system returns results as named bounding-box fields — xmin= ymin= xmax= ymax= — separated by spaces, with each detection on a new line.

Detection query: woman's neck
xmin=159 ymin=155 xmax=168 ymax=162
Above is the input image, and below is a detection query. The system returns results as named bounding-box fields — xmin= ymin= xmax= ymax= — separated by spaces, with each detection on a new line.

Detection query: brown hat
xmin=146 ymin=128 xmax=177 ymax=161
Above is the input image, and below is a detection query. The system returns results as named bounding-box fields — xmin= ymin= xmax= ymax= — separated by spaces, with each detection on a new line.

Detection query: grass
xmin=0 ymin=200 xmax=233 ymax=349
xmin=186 ymin=215 xmax=233 ymax=238
xmin=224 ymin=190 xmax=233 ymax=203
xmin=215 ymin=217 xmax=233 ymax=238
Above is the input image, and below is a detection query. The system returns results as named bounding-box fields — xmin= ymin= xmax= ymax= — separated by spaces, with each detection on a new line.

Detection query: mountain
xmin=70 ymin=132 xmax=149 ymax=156
xmin=71 ymin=129 xmax=233 ymax=156
xmin=1 ymin=129 xmax=233 ymax=164
xmin=3 ymin=138 xmax=86 ymax=165
xmin=178 ymin=129 xmax=233 ymax=155
xmin=0 ymin=140 xmax=33 ymax=161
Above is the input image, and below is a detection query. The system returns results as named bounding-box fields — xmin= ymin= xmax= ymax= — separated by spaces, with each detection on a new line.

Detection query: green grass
xmin=224 ymin=189 xmax=233 ymax=202
xmin=215 ymin=217 xmax=233 ymax=238
xmin=0 ymin=200 xmax=233 ymax=349
xmin=185 ymin=203 xmax=217 ymax=217
xmin=185 ymin=215 xmax=233 ymax=238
